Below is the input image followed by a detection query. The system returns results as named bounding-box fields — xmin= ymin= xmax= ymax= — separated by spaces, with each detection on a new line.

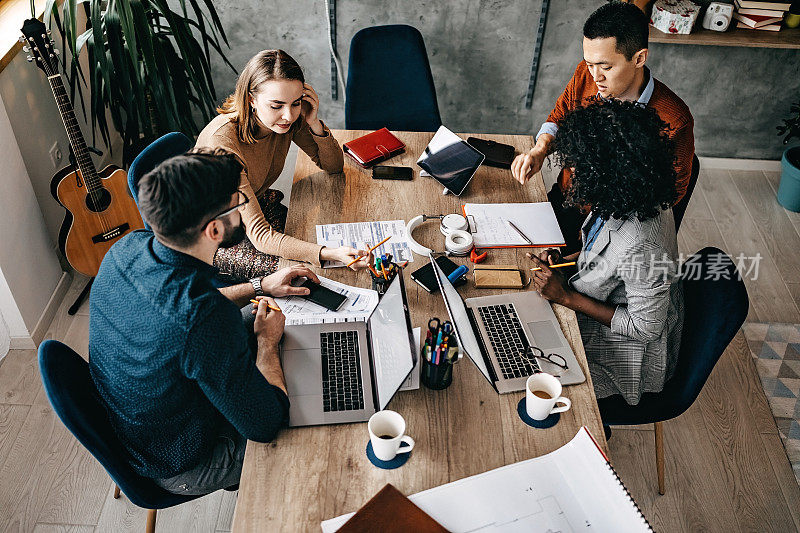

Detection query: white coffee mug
xmin=526 ymin=373 xmax=571 ymax=421
xmin=368 ymin=410 xmax=415 ymax=461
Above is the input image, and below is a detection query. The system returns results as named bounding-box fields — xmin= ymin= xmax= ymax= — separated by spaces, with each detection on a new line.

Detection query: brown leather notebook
xmin=338 ymin=484 xmax=448 ymax=533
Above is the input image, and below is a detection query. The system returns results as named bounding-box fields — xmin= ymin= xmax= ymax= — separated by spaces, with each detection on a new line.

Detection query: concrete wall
xmin=207 ymin=0 xmax=800 ymax=159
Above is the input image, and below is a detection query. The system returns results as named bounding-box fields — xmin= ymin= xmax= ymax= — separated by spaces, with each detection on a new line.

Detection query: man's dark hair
xmin=137 ymin=149 xmax=242 ymax=247
xmin=551 ymin=99 xmax=677 ymax=221
xmin=583 ymin=2 xmax=649 ymax=60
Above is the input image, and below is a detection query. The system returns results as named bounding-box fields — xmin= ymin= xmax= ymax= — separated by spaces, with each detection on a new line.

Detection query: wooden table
xmin=232 ymin=130 xmax=607 ymax=532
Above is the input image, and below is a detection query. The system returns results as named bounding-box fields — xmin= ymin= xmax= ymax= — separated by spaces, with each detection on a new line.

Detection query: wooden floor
xmin=1 ymin=167 xmax=799 ymax=532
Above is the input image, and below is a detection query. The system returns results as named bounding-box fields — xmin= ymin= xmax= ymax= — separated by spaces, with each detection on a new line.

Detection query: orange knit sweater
xmin=546 ymin=61 xmax=694 ymax=203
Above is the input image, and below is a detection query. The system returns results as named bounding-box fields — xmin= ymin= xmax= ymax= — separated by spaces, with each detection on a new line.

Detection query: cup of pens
xmin=421 ymin=318 xmax=458 ymax=390
xmin=368 ymin=253 xmax=403 ymax=297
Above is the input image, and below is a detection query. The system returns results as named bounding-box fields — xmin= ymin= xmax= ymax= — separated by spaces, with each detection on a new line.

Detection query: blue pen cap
xmin=447 ymin=265 xmax=469 ymax=283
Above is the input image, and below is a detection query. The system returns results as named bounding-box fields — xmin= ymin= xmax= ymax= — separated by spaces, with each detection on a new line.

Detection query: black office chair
xmin=673 ymin=154 xmax=700 ymax=232
xmin=598 ymin=247 xmax=748 ymax=495
xmin=345 ymin=25 xmax=442 ymax=132
xmin=38 ymin=340 xmax=204 ymax=533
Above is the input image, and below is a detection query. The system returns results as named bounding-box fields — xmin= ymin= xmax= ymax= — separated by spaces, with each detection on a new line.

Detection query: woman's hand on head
xmin=301 ymin=83 xmax=324 ymax=135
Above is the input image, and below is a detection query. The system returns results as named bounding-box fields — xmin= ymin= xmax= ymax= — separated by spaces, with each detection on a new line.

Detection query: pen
xmin=400 ymin=260 xmax=408 ymax=268
xmin=530 ymin=261 xmax=577 ymax=272
xmin=249 ymin=299 xmax=282 ymax=312
xmin=346 ymin=235 xmax=392 ymax=267
xmin=507 ymin=220 xmax=533 ymax=246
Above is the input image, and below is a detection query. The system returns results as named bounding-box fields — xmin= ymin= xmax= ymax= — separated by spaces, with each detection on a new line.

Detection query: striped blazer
xmin=569 ymin=209 xmax=684 ymax=405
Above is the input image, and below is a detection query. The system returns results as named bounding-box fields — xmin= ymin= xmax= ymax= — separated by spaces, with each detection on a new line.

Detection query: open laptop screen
xmin=429 ymin=255 xmax=492 ymax=383
xmin=369 ymin=275 xmax=415 ymax=410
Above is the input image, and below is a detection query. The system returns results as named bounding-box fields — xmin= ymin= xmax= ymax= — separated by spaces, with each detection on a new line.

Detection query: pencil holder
xmin=371 ymin=262 xmax=398 ymax=297
xmin=421 ymin=342 xmax=458 ymax=390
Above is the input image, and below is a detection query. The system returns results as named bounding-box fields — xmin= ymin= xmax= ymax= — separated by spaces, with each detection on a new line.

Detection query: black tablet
xmin=416 ymin=126 xmax=485 ymax=196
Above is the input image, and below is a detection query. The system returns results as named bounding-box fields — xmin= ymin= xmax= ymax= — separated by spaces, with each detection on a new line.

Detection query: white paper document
xmin=321 ymin=427 xmax=651 ymax=533
xmin=274 ymin=276 xmax=378 ymax=325
xmin=463 ymin=202 xmax=565 ymax=248
xmin=398 ymin=327 xmax=421 ymax=391
xmin=316 ymin=220 xmax=414 ymax=267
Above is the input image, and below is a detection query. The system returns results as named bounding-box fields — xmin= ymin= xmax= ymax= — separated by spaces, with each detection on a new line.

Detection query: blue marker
xmin=447 ymin=265 xmax=468 ymax=283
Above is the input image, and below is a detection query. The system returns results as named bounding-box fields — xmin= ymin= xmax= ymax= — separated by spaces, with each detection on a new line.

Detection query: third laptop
xmin=430 ymin=255 xmax=585 ymax=393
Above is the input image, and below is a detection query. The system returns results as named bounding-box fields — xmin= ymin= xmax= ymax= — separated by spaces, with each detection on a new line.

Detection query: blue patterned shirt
xmin=89 ymin=230 xmax=289 ymax=478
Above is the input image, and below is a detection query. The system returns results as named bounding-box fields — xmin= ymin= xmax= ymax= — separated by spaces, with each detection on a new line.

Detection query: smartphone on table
xmin=297 ymin=279 xmax=348 ymax=311
xmin=372 ymin=165 xmax=413 ymax=180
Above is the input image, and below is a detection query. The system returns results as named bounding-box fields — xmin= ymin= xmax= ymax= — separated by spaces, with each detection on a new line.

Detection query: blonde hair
xmin=217 ymin=50 xmax=305 ymax=144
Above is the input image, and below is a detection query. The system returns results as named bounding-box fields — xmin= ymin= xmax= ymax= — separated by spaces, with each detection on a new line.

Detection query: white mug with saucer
xmin=526 ymin=372 xmax=571 ymax=421
xmin=368 ymin=410 xmax=415 ymax=462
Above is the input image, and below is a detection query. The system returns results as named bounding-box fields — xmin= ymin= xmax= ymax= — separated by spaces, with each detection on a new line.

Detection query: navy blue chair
xmin=598 ymin=247 xmax=748 ymax=494
xmin=128 ymin=132 xmax=194 ymax=230
xmin=346 ymin=25 xmax=442 ymax=132
xmin=672 ymin=154 xmax=701 ymax=232
xmin=38 ymin=340 xmax=202 ymax=533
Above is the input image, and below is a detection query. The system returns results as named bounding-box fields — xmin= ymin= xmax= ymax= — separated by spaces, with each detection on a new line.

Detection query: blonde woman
xmin=196 ymin=49 xmax=369 ymax=279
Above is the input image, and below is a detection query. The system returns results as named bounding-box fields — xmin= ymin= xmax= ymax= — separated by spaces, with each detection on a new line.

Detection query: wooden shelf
xmin=649 ymin=25 xmax=800 ymax=49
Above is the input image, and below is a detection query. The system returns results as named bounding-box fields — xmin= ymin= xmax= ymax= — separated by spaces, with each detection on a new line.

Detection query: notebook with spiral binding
xmin=322 ymin=426 xmax=652 ymax=532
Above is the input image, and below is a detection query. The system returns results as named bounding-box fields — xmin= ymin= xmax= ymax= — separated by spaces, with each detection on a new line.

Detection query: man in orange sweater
xmin=512 ymin=1 xmax=694 ymax=252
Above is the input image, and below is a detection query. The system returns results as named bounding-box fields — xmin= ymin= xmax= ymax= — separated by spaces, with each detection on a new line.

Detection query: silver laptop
xmin=280 ymin=274 xmax=415 ymax=426
xmin=430 ymin=255 xmax=585 ymax=393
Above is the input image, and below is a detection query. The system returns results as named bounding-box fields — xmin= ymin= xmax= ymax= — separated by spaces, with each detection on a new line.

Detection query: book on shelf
xmin=733 ymin=12 xmax=784 ymax=26
xmin=736 ymin=20 xmax=783 ymax=30
xmin=734 ymin=0 xmax=792 ymax=11
xmin=735 ymin=5 xmax=788 ymax=16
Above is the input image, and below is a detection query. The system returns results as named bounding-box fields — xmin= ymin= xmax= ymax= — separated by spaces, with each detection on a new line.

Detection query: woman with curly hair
xmin=196 ymin=50 xmax=371 ymax=281
xmin=530 ymin=99 xmax=683 ymax=406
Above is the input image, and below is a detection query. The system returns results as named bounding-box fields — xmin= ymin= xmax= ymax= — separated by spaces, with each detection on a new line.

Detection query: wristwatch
xmin=250 ymin=277 xmax=264 ymax=296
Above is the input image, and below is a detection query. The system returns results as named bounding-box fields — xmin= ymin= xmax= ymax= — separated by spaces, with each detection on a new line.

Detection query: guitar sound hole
xmin=85 ymin=188 xmax=111 ymax=212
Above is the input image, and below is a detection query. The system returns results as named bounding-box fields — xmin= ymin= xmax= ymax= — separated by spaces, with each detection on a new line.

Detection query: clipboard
xmin=461 ymin=202 xmax=566 ymax=249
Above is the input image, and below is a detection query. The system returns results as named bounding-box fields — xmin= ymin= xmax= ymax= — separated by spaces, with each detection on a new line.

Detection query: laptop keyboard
xmin=321 ymin=331 xmax=365 ymax=412
xmin=477 ymin=303 xmax=540 ymax=380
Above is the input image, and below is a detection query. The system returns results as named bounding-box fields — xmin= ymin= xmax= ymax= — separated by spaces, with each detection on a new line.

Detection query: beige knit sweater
xmin=195 ymin=114 xmax=344 ymax=265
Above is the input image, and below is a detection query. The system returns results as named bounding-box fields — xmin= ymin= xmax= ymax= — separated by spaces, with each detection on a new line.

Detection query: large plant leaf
xmin=44 ymin=0 xmax=234 ymax=166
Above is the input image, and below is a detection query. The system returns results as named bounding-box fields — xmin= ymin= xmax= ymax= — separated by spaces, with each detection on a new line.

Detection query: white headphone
xmin=406 ymin=214 xmax=474 ymax=256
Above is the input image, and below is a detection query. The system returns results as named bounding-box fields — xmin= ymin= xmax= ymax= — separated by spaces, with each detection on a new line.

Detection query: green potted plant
xmin=776 ymin=99 xmax=800 ymax=211
xmin=44 ymin=0 xmax=233 ymax=165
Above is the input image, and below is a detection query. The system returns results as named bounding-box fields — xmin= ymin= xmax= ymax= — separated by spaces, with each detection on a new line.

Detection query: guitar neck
xmin=47 ymin=74 xmax=101 ymax=190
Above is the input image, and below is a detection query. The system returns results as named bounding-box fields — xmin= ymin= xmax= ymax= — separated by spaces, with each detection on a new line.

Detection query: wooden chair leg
xmin=113 ymin=485 xmax=121 ymax=499
xmin=146 ymin=509 xmax=157 ymax=533
xmin=654 ymin=421 xmax=665 ymax=495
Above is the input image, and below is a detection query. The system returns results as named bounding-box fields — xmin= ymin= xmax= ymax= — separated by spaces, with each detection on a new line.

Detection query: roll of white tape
xmin=445 ymin=229 xmax=474 ymax=256
xmin=440 ymin=213 xmax=469 ymax=236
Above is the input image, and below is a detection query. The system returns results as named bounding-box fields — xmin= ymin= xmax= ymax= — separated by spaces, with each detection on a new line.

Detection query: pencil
xmin=249 ymin=299 xmax=282 ymax=312
xmin=380 ymin=260 xmax=388 ymax=280
xmin=346 ymin=235 xmax=392 ymax=267
xmin=529 ymin=261 xmax=577 ymax=272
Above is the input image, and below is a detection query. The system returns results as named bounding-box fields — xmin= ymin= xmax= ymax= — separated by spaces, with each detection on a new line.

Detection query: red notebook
xmin=342 ymin=128 xmax=405 ymax=168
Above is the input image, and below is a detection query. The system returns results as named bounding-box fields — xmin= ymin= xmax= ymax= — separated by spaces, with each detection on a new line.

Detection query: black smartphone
xmin=372 ymin=165 xmax=413 ymax=180
xmin=298 ymin=279 xmax=348 ymax=311
xmin=410 ymin=256 xmax=466 ymax=294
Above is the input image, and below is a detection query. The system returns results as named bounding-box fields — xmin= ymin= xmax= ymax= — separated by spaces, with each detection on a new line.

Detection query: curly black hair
xmin=551 ymin=99 xmax=677 ymax=221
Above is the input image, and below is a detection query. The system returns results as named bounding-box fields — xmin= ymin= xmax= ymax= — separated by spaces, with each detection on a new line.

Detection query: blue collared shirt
xmin=536 ymin=67 xmax=654 ymax=141
xmin=89 ymin=230 xmax=289 ymax=478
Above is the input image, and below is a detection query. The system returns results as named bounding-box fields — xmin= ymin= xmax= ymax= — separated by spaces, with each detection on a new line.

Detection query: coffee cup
xmin=525 ymin=373 xmax=571 ymax=421
xmin=368 ymin=410 xmax=415 ymax=461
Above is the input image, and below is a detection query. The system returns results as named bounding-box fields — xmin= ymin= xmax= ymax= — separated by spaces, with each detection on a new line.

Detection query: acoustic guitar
xmin=21 ymin=18 xmax=144 ymax=278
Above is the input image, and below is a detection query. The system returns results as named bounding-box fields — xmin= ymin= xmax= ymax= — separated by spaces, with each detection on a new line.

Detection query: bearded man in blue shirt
xmin=89 ymin=150 xmax=319 ymax=495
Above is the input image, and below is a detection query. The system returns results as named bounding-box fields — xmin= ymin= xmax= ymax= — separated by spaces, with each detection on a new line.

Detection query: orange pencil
xmin=346 ymin=235 xmax=392 ymax=267
xmin=529 ymin=261 xmax=576 ymax=272
xmin=380 ymin=260 xmax=388 ymax=280
xmin=250 ymin=299 xmax=282 ymax=312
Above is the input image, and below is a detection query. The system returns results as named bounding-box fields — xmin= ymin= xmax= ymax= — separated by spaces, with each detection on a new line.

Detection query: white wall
xmin=0 ymin=91 xmax=63 ymax=349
